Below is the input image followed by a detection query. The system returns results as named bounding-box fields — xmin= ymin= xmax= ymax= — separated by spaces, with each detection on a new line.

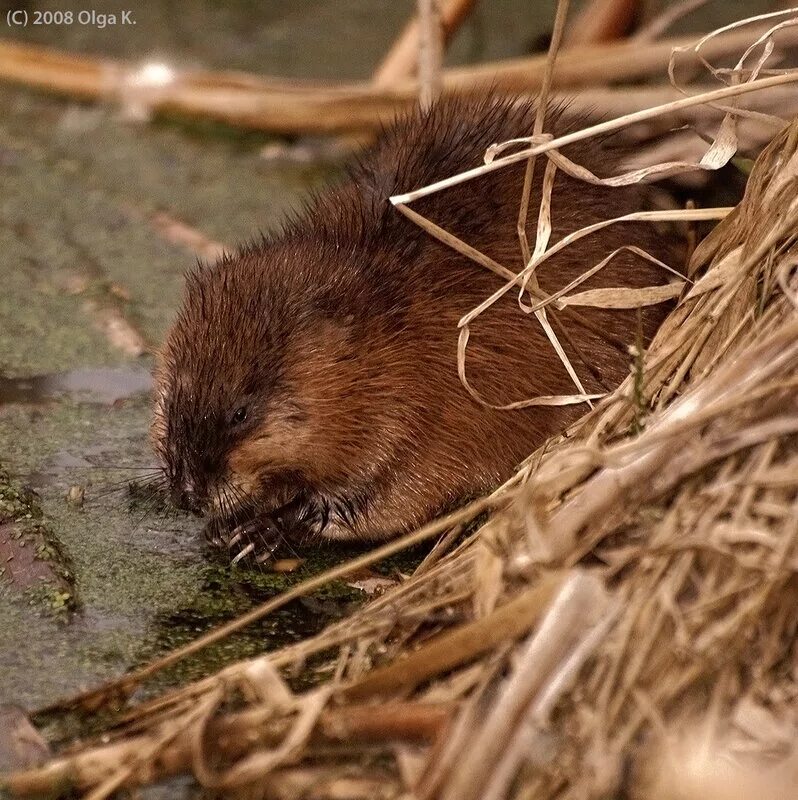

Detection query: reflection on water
xmin=0 ymin=366 xmax=153 ymax=406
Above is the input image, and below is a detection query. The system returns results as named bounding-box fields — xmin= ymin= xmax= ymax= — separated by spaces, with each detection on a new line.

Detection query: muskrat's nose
xmin=171 ymin=480 xmax=202 ymax=515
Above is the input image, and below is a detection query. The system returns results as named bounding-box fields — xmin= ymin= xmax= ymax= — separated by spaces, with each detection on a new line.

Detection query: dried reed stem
xmin=1 ymin=24 xmax=796 ymax=133
xmin=564 ymin=0 xmax=639 ymax=46
xmin=373 ymin=0 xmax=476 ymax=87
xmin=342 ymin=571 xmax=565 ymax=701
xmin=417 ymin=0 xmax=443 ymax=109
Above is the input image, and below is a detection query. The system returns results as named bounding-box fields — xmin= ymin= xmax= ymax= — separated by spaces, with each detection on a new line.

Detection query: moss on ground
xmin=0 ymin=464 xmax=78 ymax=613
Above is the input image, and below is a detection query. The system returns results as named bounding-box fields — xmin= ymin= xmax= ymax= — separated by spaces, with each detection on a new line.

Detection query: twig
xmin=149 ymin=212 xmax=227 ymax=262
xmin=342 ymin=572 xmax=565 ymax=701
xmin=1 ymin=25 xmax=795 ymax=133
xmin=417 ymin=0 xmax=443 ymax=109
xmin=390 ymin=73 xmax=798 ymax=205
xmin=635 ymin=0 xmax=712 ymax=42
xmin=438 ymin=571 xmax=611 ymax=800
xmin=1 ymin=702 xmax=451 ymax=796
xmin=518 ymin=0 xmax=569 ymax=265
xmin=564 ymin=0 xmax=639 ymax=47
xmin=373 ymin=0 xmax=476 ymax=87
xmin=62 ymin=231 xmax=150 ymax=357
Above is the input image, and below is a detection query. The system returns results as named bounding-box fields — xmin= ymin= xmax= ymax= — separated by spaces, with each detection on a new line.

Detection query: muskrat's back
xmin=154 ymin=94 xmax=677 ymax=549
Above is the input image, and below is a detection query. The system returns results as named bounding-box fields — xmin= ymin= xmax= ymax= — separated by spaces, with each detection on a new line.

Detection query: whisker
xmin=62 ymin=465 xmax=162 ymax=471
xmin=87 ymin=475 xmax=167 ymax=503
xmin=131 ymin=498 xmax=161 ymax=531
xmin=128 ymin=476 xmax=179 ymax=532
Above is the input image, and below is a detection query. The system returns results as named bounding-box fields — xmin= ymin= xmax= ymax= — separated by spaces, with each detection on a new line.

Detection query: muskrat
xmin=152 ymin=94 xmax=677 ymax=559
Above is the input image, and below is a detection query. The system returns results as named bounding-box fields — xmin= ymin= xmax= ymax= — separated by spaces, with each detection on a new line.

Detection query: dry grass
xmin=3 ymin=8 xmax=798 ymax=800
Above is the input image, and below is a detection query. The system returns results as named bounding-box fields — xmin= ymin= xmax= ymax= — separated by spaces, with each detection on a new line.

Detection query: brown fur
xmin=153 ymin=94 xmax=677 ymax=543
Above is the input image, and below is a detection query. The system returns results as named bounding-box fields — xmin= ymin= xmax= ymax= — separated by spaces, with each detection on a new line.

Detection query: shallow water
xmin=0 ymin=365 xmax=153 ymax=405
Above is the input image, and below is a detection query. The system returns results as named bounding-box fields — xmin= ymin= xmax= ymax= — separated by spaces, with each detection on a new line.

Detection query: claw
xmin=227 ymin=530 xmax=243 ymax=550
xmin=231 ymin=542 xmax=256 ymax=565
xmin=205 ymin=497 xmax=309 ymax=566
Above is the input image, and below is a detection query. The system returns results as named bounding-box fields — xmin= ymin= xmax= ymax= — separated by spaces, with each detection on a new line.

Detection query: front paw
xmin=205 ymin=515 xmax=284 ymax=566
xmin=203 ymin=492 xmax=329 ymax=566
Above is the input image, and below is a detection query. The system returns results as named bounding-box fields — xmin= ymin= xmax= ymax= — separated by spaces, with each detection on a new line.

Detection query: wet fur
xmin=153 ymin=94 xmax=677 ymax=544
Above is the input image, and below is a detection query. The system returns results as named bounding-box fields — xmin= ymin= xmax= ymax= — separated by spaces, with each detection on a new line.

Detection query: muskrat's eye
xmin=231 ymin=406 xmax=248 ymax=426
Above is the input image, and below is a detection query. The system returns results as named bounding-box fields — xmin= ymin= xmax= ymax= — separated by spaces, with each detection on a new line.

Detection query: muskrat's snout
xmin=167 ymin=459 xmax=212 ymax=517
xmin=170 ymin=479 xmax=204 ymax=516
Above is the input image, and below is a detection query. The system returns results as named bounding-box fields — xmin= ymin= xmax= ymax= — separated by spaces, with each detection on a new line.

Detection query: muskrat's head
xmin=152 ymin=251 xmax=322 ymax=521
